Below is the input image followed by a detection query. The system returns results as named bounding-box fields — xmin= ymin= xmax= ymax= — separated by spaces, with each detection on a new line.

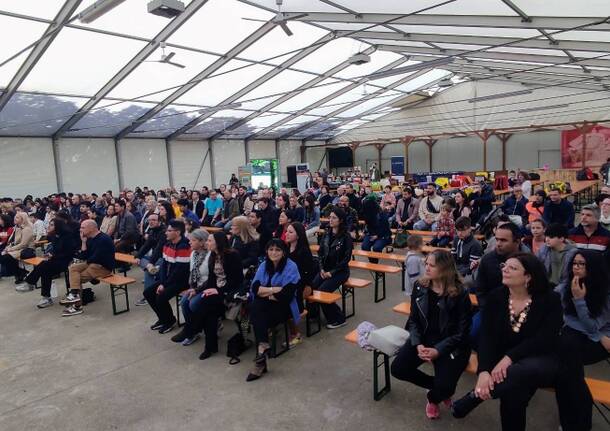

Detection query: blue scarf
xmin=252 ymin=258 xmax=302 ymax=324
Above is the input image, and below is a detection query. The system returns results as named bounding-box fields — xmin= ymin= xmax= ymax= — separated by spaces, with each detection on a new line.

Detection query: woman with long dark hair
xmin=197 ymin=232 xmax=243 ymax=360
xmin=360 ymin=196 xmax=392 ymax=262
xmin=391 ymin=250 xmax=472 ymax=419
xmin=555 ymin=250 xmax=610 ymax=431
xmin=273 ymin=209 xmax=294 ymax=242
xmin=247 ymin=239 xmax=301 ymax=381
xmin=18 ymin=218 xmax=77 ymax=304
xmin=452 ymin=253 xmax=562 ymax=431
xmin=452 ymin=190 xmax=471 ymax=221
xmin=311 ymin=208 xmax=352 ymax=329
xmin=157 ymin=201 xmax=176 ymax=224
xmin=285 ymin=222 xmax=316 ymax=345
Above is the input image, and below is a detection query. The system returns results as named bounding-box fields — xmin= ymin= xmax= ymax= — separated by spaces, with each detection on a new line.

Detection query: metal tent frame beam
xmin=282 ymin=12 xmax=610 ymax=31
xmin=248 ymin=58 xmax=418 ymax=139
xmin=114 ymin=20 xmax=276 ymax=140
xmin=206 ymin=45 xmax=381 ymax=140
xmin=52 ymin=0 xmax=209 ymax=139
xmin=0 ymin=0 xmax=82 ymax=114
xmin=166 ymin=32 xmax=336 ymax=140
xmin=282 ymin=68 xmax=438 ymax=139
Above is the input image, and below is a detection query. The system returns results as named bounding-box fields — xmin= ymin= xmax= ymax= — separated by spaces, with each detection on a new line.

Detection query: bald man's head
xmin=80 ymin=219 xmax=99 ymax=238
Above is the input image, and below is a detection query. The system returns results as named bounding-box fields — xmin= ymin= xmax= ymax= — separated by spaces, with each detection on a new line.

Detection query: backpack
xmin=226 ymin=332 xmax=252 ymax=365
xmin=576 ymin=168 xmax=594 ymax=181
xmin=392 ymin=228 xmax=409 ymax=248
xmin=81 ymin=287 xmax=95 ymax=305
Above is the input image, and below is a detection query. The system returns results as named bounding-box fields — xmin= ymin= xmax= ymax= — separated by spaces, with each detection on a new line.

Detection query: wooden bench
xmin=305 ymin=291 xmax=342 ymax=336
xmin=392 ymin=295 xmax=479 ymax=317
xmin=98 ymin=274 xmax=137 ymax=315
xmin=348 ymin=260 xmax=401 ymax=303
xmin=269 ymin=310 xmax=308 ymax=357
xmin=345 ymin=329 xmax=392 ymax=400
xmin=203 ymin=226 xmax=224 ymax=233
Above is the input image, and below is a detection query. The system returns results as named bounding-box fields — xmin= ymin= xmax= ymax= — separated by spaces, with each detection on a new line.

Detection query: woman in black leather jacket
xmin=311 ymin=207 xmax=353 ymax=329
xmin=391 ymin=249 xmax=472 ymax=420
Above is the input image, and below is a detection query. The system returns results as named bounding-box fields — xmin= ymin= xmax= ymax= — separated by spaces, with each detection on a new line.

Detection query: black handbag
xmin=226 ymin=332 xmax=252 ymax=365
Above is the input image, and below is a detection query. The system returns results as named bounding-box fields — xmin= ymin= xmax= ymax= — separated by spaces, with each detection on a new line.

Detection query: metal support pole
xmin=165 ymin=138 xmax=174 ymax=188
xmin=423 ymin=138 xmax=436 ymax=172
xmin=51 ymin=137 xmax=63 ymax=193
xmin=208 ymin=139 xmax=216 ymax=188
xmin=114 ymin=138 xmax=123 ymax=191
xmin=244 ymin=138 xmax=250 ymax=163
xmin=402 ymin=136 xmax=414 ymax=176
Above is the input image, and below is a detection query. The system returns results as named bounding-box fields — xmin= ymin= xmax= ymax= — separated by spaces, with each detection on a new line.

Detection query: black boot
xmin=452 ymin=391 xmax=484 ymax=419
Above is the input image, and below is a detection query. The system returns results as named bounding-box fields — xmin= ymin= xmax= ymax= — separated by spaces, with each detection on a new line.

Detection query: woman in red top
xmin=273 ymin=210 xmax=294 ymax=242
xmin=0 ymin=214 xmax=14 ymax=252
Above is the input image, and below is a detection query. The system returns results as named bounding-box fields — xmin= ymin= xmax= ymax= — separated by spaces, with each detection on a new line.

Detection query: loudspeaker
xmin=286 ymin=165 xmax=297 ymax=188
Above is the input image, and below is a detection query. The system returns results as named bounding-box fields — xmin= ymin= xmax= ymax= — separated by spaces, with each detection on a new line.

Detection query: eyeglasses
xmin=572 ymin=261 xmax=586 ymax=267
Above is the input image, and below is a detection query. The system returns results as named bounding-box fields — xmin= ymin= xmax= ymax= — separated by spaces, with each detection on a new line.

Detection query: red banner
xmin=561 ymin=126 xmax=610 ymax=168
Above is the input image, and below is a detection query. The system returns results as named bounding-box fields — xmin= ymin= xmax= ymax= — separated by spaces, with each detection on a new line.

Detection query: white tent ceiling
xmin=0 ymin=0 xmax=609 ymax=142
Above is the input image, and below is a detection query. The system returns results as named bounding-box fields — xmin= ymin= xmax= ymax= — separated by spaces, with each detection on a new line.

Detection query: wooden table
xmin=115 ymin=252 xmax=137 ymax=265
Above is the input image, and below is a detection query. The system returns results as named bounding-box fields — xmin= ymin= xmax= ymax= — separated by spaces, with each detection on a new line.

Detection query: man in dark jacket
xmin=133 ymin=213 xmax=166 ymax=306
xmin=543 ymin=188 xmax=575 ymax=229
xmin=470 ymin=181 xmax=494 ymax=225
xmin=257 ymin=197 xmax=278 ymax=233
xmin=61 ymin=220 xmax=115 ymax=316
xmin=501 ymin=185 xmax=528 ymax=227
xmin=144 ymin=219 xmax=191 ymax=334
xmin=249 ymin=210 xmax=271 ymax=258
xmin=114 ymin=200 xmax=140 ymax=253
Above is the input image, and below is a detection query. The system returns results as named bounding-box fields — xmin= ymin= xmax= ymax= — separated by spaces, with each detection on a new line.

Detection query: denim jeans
xmin=361 ymin=236 xmax=391 ymax=263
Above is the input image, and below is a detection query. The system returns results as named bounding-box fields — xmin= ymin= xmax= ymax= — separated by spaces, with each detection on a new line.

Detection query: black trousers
xmin=0 ymin=253 xmax=19 ymax=278
xmin=25 ymin=259 xmax=69 ymax=297
xmin=143 ymin=280 xmax=184 ymax=326
xmin=556 ymin=326 xmax=609 ymax=431
xmin=391 ymin=341 xmax=471 ymax=404
xmin=311 ymin=269 xmax=348 ymax=324
xmin=250 ymin=296 xmax=291 ymax=344
xmin=186 ymin=293 xmax=224 ymax=352
xmin=490 ymin=355 xmax=560 ymax=431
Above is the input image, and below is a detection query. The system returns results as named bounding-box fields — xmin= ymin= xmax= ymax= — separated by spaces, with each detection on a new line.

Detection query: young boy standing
xmin=404 ymin=235 xmax=425 ymax=295
xmin=451 ymin=216 xmax=483 ymax=278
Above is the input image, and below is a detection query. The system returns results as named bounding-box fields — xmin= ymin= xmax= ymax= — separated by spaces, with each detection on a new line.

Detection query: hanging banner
xmin=561 ymin=126 xmax=610 ymax=168
xmin=391 ymin=156 xmax=405 ymax=176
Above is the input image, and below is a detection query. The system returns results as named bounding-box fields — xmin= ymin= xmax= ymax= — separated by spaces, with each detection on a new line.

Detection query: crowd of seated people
xmin=1 ymin=171 xmax=609 ymax=430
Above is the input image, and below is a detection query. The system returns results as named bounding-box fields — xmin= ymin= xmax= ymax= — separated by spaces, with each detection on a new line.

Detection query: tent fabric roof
xmin=0 ymin=0 xmax=608 ymax=141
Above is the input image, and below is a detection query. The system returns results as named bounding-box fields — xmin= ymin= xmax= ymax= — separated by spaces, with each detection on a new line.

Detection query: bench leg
xmin=593 ymin=402 xmax=610 ymax=426
xmin=400 ymin=263 xmax=405 ymax=291
xmin=305 ymin=306 xmax=321 ymax=337
xmin=110 ymin=283 xmax=130 ymax=315
xmin=374 ymin=272 xmax=386 ymax=303
xmin=175 ymin=295 xmax=183 ymax=327
xmin=341 ymin=286 xmax=355 ymax=319
xmin=270 ymin=321 xmax=290 ymax=357
xmin=373 ymin=350 xmax=392 ymax=401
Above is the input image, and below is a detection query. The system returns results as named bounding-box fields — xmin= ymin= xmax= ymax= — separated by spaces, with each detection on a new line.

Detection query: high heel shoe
xmin=451 ymin=391 xmax=483 ymax=419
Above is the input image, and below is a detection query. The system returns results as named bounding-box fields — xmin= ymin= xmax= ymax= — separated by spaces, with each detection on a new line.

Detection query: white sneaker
xmin=62 ymin=305 xmax=83 ymax=317
xmin=15 ymin=283 xmax=35 ymax=292
xmin=59 ymin=292 xmax=80 ymax=305
xmin=182 ymin=334 xmax=201 ymax=346
xmin=37 ymin=297 xmax=53 ymax=309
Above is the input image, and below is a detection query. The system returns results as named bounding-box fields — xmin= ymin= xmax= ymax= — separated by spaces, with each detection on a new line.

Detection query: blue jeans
xmin=413 ymin=220 xmax=438 ymax=231
xmin=180 ymin=292 xmax=223 ymax=352
xmin=140 ymin=257 xmax=162 ymax=292
xmin=361 ymin=235 xmax=391 ymax=263
xmin=470 ymin=311 xmax=481 ymax=350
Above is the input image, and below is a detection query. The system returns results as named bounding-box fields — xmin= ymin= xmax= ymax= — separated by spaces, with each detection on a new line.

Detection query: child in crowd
xmin=523 ymin=218 xmax=546 ymax=255
xmin=451 ymin=216 xmax=483 ymax=279
xmin=404 ymin=235 xmax=425 ymax=295
xmin=536 ymin=223 xmax=577 ymax=288
xmin=430 ymin=204 xmax=454 ymax=247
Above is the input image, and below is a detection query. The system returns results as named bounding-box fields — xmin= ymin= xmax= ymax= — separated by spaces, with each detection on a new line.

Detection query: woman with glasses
xmin=310 ymin=208 xmax=352 ymax=329
xmin=555 ymin=250 xmax=610 ymax=431
xmin=452 ymin=253 xmax=562 ymax=431
xmin=247 ymin=239 xmax=301 ymax=381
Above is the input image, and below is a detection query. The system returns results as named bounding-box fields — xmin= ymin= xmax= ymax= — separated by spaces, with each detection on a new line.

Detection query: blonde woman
xmin=391 ymin=250 xmax=472 ymax=420
xmin=0 ymin=212 xmax=35 ymax=284
xmin=229 ymin=215 xmax=260 ymax=268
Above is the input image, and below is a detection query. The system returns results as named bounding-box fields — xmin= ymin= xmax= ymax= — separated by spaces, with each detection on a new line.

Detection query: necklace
xmin=508 ymin=297 xmax=532 ymax=333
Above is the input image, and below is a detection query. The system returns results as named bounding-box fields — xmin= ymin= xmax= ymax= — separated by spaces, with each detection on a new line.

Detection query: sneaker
xmin=171 ymin=330 xmax=189 ymax=343
xmin=426 ymin=402 xmax=440 ymax=419
xmin=150 ymin=320 xmax=164 ymax=330
xmin=15 ymin=283 xmax=35 ymax=292
xmin=326 ymin=321 xmax=347 ymax=329
xmin=37 ymin=297 xmax=53 ymax=309
xmin=62 ymin=305 xmax=83 ymax=317
xmin=59 ymin=292 xmax=80 ymax=305
xmin=182 ymin=334 xmax=201 ymax=346
xmin=135 ymin=297 xmax=148 ymax=306
xmin=158 ymin=322 xmax=176 ymax=334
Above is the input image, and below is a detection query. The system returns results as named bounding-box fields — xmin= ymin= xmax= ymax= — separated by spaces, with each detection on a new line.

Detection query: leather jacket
xmin=406 ymin=281 xmax=472 ymax=358
xmin=318 ymin=230 xmax=353 ymax=275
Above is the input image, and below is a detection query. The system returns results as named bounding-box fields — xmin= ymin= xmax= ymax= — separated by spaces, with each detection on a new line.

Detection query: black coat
xmin=477 ymin=287 xmax=562 ymax=373
xmin=207 ymin=250 xmax=244 ymax=298
xmin=318 ymin=230 xmax=352 ymax=275
xmin=406 ymin=282 xmax=472 ymax=358
xmin=230 ymin=236 xmax=259 ymax=269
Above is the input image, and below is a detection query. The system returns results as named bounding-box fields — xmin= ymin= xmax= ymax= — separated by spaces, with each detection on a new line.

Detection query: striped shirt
xmin=568 ymin=224 xmax=610 ymax=253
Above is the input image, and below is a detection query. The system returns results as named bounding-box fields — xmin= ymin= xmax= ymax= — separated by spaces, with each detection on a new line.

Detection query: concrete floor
xmin=0 ymin=260 xmax=607 ymax=431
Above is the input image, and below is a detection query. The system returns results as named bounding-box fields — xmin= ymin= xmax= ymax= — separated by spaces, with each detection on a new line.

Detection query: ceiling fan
xmin=145 ymin=42 xmax=185 ymax=68
xmin=242 ymin=0 xmax=307 ymax=37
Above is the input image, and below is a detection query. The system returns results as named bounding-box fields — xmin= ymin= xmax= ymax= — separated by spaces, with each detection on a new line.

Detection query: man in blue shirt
xmin=201 ymin=189 xmax=223 ymax=226
xmin=178 ymin=198 xmax=199 ymax=223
